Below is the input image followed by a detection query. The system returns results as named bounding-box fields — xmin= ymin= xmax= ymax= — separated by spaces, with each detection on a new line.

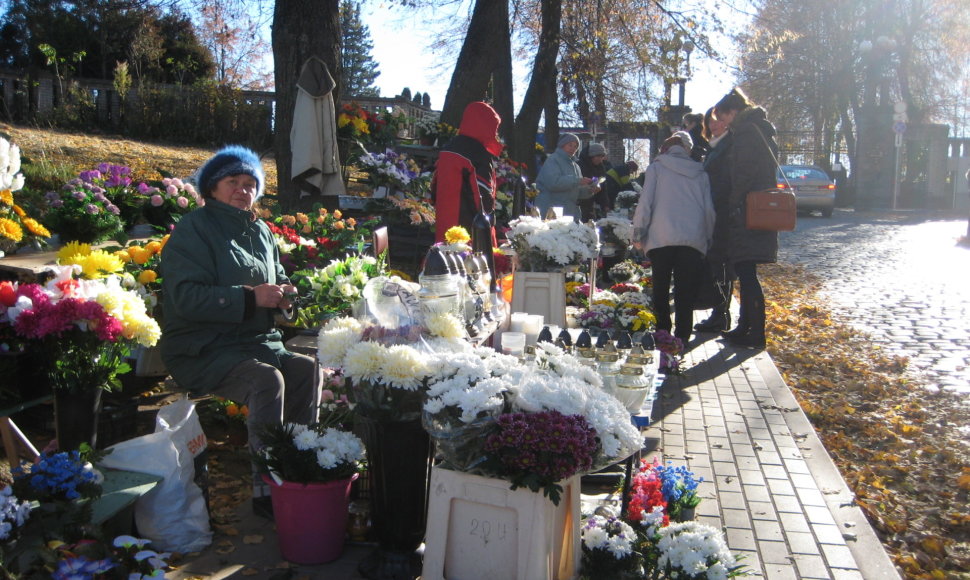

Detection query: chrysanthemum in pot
xmin=253 ymin=420 xmax=366 ymax=565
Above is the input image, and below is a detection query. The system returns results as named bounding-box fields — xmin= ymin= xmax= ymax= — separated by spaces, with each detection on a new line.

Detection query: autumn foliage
xmin=761 ymin=263 xmax=970 ymax=578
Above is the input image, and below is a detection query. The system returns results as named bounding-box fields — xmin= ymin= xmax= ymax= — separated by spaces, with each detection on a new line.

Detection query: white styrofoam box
xmin=510 ymin=272 xmax=566 ymax=328
xmin=422 ymin=466 xmax=580 ymax=580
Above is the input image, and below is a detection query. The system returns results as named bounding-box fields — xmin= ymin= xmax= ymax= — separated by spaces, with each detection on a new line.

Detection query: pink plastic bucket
xmin=263 ymin=472 xmax=358 ymax=564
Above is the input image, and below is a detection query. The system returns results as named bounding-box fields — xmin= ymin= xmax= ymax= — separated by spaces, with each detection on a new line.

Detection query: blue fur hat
xmin=195 ymin=145 xmax=265 ymax=199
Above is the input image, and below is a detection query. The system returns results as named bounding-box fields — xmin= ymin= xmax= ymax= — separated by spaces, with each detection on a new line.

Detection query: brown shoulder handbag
xmin=745 ymin=125 xmax=796 ymax=231
xmin=745 ymin=188 xmax=796 ymax=231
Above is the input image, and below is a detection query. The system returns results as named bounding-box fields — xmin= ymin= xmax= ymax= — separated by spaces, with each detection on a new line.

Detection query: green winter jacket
xmin=159 ymin=199 xmax=291 ymax=393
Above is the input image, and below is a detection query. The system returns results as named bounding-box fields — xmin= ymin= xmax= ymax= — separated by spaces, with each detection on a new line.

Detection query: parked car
xmin=776 ymin=165 xmax=836 ymax=217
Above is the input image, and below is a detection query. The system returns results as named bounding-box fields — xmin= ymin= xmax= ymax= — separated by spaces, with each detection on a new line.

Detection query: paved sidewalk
xmin=168 ymin=332 xmax=900 ymax=579
xmin=643 ymin=334 xmax=900 ymax=579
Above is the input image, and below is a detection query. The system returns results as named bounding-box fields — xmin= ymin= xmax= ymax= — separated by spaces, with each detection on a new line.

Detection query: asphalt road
xmin=777 ymin=209 xmax=970 ymax=396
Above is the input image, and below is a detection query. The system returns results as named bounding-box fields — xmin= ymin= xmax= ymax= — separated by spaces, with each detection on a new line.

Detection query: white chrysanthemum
xmin=316 ymin=448 xmax=339 ymax=469
xmin=292 ymin=429 xmax=320 ymax=451
xmin=581 ymin=524 xmax=609 ymax=550
xmin=425 ymin=312 xmax=466 ymax=339
xmin=656 ymin=521 xmax=737 ymax=577
xmin=343 ymin=341 xmax=387 ymax=383
xmin=317 ymin=317 xmax=363 ymax=367
xmin=379 ymin=344 xmax=428 ymax=390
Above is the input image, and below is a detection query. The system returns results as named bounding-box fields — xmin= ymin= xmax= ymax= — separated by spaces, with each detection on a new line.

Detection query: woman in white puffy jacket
xmin=633 ymin=131 xmax=715 ymax=345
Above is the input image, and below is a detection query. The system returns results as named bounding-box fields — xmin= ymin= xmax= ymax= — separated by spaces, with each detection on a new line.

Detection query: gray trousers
xmin=209 ymin=353 xmax=320 ymax=452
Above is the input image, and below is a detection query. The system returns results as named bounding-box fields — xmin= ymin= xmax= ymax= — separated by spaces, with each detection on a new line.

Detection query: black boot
xmin=695 ymin=307 xmax=730 ymax=332
xmin=727 ymin=296 xmax=765 ymax=349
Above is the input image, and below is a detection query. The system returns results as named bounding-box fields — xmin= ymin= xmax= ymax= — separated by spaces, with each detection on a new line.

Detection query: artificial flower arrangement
xmin=383 ymin=195 xmax=436 ymax=228
xmin=1 ymin=451 xmax=170 ymax=578
xmin=573 ymin=287 xmax=656 ymax=333
xmin=415 ymin=113 xmax=441 ymax=140
xmin=42 ymin=170 xmax=125 ymax=245
xmin=0 ymin=265 xmax=161 ymax=392
xmin=254 ymin=417 xmax=366 ymax=485
xmin=579 ymin=459 xmax=746 ymax=579
xmin=358 ymin=148 xmax=420 ymax=192
xmin=608 ymin=259 xmax=651 ymax=285
xmin=0 ymin=137 xmax=51 ymax=255
xmin=259 ymin=205 xmax=373 ymax=274
xmin=580 ymin=511 xmax=640 ymax=578
xmin=318 ymin=313 xmax=643 ymax=505
xmin=596 ymin=215 xmax=635 ymax=247
xmin=78 ymin=163 xmax=148 ymax=230
xmin=288 ymin=253 xmax=387 ymax=329
xmin=137 ymin=176 xmax=204 ymax=230
xmin=506 ymin=216 xmax=599 ymax=272
xmin=653 ymin=330 xmax=685 ymax=374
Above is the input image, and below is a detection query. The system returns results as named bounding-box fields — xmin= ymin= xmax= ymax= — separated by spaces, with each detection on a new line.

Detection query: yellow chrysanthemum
xmin=57 ymin=241 xmax=92 ymax=263
xmin=114 ymin=249 xmax=132 ymax=262
xmin=444 ymin=226 xmax=471 ymax=245
xmin=0 ymin=190 xmax=12 ymax=205
xmin=128 ymin=246 xmax=151 ymax=265
xmin=0 ymin=217 xmax=22 ymax=242
xmin=337 ymin=113 xmax=351 ymax=128
xmin=160 ymin=234 xmax=171 ymax=250
xmin=78 ymin=250 xmax=124 ymax=279
xmin=145 ymin=240 xmax=162 ymax=254
xmin=11 ymin=204 xmax=25 ymax=217
xmin=21 ymin=217 xmax=50 ymax=238
xmin=351 ymin=116 xmax=369 ymax=134
xmin=137 ymin=270 xmax=158 ymax=285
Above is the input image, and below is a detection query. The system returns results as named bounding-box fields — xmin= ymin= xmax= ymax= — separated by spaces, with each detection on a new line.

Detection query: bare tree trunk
xmin=439 ymin=0 xmax=508 ymax=129
xmin=492 ymin=1 xmax=515 ymax=148
xmin=511 ymin=0 xmax=562 ymax=180
xmin=273 ymin=0 xmax=341 ymax=212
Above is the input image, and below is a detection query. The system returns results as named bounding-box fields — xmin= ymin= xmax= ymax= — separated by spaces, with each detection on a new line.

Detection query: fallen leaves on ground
xmin=0 ymin=124 xmax=280 ymax=191
xmin=762 ymin=263 xmax=970 ymax=579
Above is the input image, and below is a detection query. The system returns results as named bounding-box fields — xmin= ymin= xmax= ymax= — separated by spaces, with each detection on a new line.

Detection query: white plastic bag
xmin=99 ymin=398 xmax=212 ymax=553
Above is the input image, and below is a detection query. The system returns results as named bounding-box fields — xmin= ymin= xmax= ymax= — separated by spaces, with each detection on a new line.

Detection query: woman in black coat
xmin=695 ymin=108 xmax=734 ymax=332
xmin=713 ymin=88 xmax=779 ymax=349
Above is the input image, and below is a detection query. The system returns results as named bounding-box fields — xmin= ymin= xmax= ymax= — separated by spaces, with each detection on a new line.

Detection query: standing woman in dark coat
xmin=695 ymin=107 xmax=734 ymax=332
xmin=713 ymin=88 xmax=779 ymax=349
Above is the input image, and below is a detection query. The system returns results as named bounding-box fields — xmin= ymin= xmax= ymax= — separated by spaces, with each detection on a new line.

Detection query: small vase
xmin=264 ymin=472 xmax=358 ymax=564
xmin=54 ymin=387 xmax=103 ymax=451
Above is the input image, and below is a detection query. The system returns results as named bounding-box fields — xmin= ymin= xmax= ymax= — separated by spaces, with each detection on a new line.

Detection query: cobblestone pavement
xmin=776 ymin=209 xmax=970 ymax=395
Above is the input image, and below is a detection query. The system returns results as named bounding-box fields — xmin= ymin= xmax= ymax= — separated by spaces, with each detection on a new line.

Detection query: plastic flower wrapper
xmin=580 ymin=512 xmax=641 ymax=577
xmin=507 ymin=216 xmax=599 ymax=272
xmin=254 ymin=421 xmax=365 ymax=484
